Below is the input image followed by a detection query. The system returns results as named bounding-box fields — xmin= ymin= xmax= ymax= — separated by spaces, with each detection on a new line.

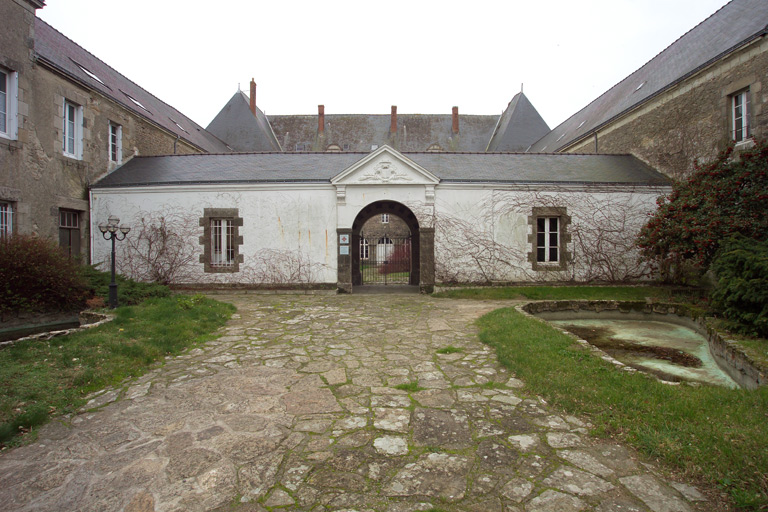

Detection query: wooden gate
xmin=360 ymin=236 xmax=411 ymax=285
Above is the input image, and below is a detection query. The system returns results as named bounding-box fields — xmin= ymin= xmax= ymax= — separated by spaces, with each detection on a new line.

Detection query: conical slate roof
xmin=486 ymin=92 xmax=550 ymax=152
xmin=206 ymin=91 xmax=281 ymax=152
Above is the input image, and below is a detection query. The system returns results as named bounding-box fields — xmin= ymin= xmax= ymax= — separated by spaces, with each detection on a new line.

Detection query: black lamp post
xmin=98 ymin=215 xmax=130 ymax=309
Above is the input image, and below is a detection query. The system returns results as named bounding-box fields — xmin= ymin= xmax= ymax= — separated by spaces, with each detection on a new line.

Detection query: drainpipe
xmin=88 ymin=188 xmax=95 ymax=265
xmin=173 ymin=134 xmax=180 ymax=154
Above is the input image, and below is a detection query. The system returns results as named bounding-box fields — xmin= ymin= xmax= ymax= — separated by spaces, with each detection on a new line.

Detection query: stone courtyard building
xmin=0 ymin=0 xmax=227 ymax=257
xmin=2 ymin=0 xmax=766 ymax=290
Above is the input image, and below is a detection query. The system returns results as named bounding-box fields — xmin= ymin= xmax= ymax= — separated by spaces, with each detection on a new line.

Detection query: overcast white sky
xmin=39 ymin=0 xmax=730 ymax=129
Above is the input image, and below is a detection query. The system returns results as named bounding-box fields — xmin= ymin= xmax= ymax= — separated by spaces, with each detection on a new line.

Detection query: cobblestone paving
xmin=0 ymin=293 xmax=715 ymax=511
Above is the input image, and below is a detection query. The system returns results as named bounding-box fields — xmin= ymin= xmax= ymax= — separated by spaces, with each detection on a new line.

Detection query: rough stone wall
xmin=0 ymin=0 xmax=38 ymax=237
xmin=133 ymin=120 xmax=200 ymax=157
xmin=567 ymin=38 xmax=768 ymax=180
xmin=360 ymin=214 xmax=411 ymax=240
xmin=0 ymin=3 xmax=204 ymax=261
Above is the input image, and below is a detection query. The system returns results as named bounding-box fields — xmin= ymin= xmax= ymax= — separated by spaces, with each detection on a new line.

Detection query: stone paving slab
xmin=0 ymin=293 xmax=719 ymax=511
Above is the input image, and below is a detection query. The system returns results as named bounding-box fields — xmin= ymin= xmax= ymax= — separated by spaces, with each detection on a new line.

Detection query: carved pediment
xmin=331 ymin=146 xmax=440 ymax=186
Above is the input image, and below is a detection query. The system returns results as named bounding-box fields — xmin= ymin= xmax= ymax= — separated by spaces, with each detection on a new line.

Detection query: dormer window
xmin=169 ymin=118 xmax=188 ymax=134
xmin=71 ymin=59 xmax=107 ymax=87
xmin=121 ymin=90 xmax=150 ymax=113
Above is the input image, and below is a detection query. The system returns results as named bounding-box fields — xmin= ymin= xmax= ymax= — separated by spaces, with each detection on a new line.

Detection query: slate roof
xmin=206 ymin=91 xmax=281 ymax=152
xmin=268 ymin=113 xmax=499 ymax=153
xmin=530 ymin=0 xmax=768 ymax=153
xmin=486 ymin=93 xmax=550 ymax=152
xmin=33 ymin=18 xmax=230 ymax=153
xmin=91 ymin=152 xmax=670 ymax=188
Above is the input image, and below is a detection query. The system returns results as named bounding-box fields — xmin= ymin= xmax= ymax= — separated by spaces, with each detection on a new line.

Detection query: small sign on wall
xmin=339 ymin=234 xmax=350 ymax=245
xmin=339 ymin=246 xmax=350 ymax=255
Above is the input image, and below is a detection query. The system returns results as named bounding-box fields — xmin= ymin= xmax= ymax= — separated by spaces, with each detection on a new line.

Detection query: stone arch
xmin=338 ymin=200 xmax=434 ymax=292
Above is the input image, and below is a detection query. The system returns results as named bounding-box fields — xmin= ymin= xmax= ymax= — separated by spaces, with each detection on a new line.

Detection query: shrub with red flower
xmin=637 ymin=140 xmax=768 ymax=281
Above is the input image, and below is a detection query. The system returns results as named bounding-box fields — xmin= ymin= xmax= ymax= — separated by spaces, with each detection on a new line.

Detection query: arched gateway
xmin=352 ymin=201 xmax=419 ymax=287
xmin=337 ymin=200 xmax=434 ymax=292
xmin=330 ymin=147 xmax=438 ymax=293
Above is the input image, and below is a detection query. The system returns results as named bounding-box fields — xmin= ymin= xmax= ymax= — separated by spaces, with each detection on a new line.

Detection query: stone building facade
xmin=530 ymin=0 xmax=768 ymax=180
xmin=564 ymin=34 xmax=768 ymax=178
xmin=0 ymin=0 xmax=228 ymax=259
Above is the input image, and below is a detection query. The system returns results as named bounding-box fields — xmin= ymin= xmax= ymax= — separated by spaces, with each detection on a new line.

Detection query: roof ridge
xmin=268 ymin=113 xmax=499 ymax=117
xmin=34 ymin=17 xmax=211 ymax=134
xmin=538 ymin=0 xmax=764 ymax=150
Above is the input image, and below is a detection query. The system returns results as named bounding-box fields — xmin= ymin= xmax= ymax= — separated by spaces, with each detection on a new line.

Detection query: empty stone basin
xmin=550 ymin=318 xmax=739 ymax=388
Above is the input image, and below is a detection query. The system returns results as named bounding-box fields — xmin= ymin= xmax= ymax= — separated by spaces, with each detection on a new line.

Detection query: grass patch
xmin=394 ymin=381 xmax=424 ymax=392
xmin=476 ymin=307 xmax=768 ymax=509
xmin=0 ymin=294 xmax=235 ymax=445
xmin=436 ymin=346 xmax=463 ymax=355
xmin=433 ymin=285 xmax=694 ymax=302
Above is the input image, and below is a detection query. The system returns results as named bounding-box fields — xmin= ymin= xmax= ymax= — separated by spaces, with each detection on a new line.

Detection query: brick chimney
xmin=249 ymin=78 xmax=256 ymax=116
xmin=390 ymin=105 xmax=397 ymax=134
xmin=452 ymin=106 xmax=459 ymax=134
xmin=318 ymin=105 xmax=325 ymax=134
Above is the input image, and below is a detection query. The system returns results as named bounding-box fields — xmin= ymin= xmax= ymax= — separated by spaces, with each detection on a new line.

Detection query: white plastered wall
xmin=90 ymin=185 xmax=339 ymax=285
xmin=90 ymin=180 xmax=668 ymax=286
xmin=432 ymin=185 xmax=669 ymax=283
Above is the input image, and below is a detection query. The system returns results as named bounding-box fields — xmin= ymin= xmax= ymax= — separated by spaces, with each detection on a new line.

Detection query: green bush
xmin=0 ymin=235 xmax=90 ymax=314
xmin=711 ymin=235 xmax=768 ymax=338
xmin=80 ymin=265 xmax=170 ymax=306
xmin=638 ymin=140 xmax=768 ymax=281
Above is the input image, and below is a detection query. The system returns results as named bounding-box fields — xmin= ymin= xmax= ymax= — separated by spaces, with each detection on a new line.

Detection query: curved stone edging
xmin=0 ymin=310 xmax=115 ymax=349
xmin=520 ymin=300 xmax=767 ymax=390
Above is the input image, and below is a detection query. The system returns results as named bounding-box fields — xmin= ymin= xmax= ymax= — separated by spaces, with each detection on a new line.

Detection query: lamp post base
xmin=108 ymin=282 xmax=118 ymax=309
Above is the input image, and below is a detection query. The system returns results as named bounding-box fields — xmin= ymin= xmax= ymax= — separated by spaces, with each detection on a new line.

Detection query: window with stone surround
xmin=528 ymin=207 xmax=571 ymax=271
xmin=0 ymin=202 xmax=12 ymax=238
xmin=199 ymin=208 xmax=243 ymax=272
xmin=731 ymin=89 xmax=750 ymax=143
xmin=0 ymin=67 xmax=19 ymax=140
xmin=63 ymin=99 xmax=83 ymax=159
xmin=59 ymin=209 xmax=81 ymax=257
xmin=109 ymin=122 xmax=122 ymax=163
